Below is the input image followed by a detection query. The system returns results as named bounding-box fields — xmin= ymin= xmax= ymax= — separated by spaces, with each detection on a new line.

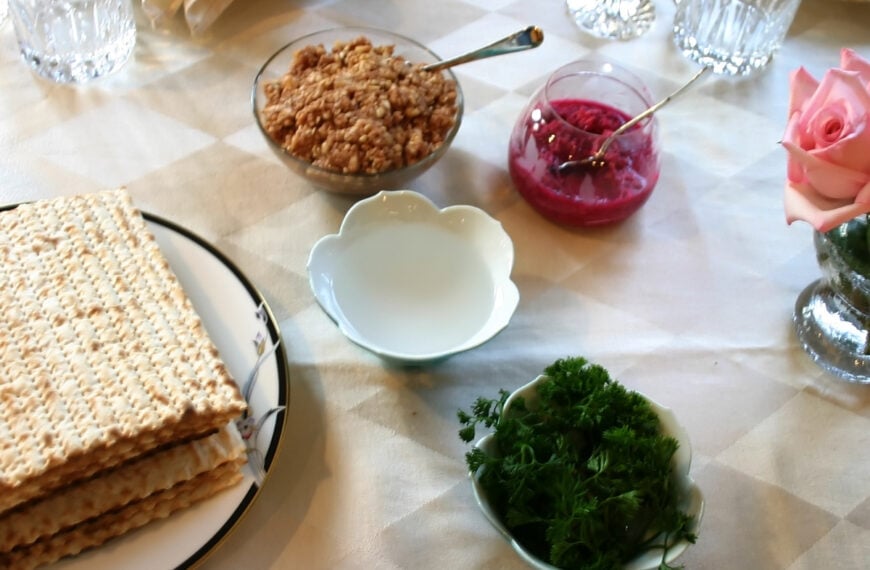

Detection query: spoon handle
xmin=423 ymin=26 xmax=544 ymax=72
xmin=596 ymin=65 xmax=711 ymax=156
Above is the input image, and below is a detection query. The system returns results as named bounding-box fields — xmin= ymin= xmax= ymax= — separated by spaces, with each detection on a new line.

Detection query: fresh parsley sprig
xmin=459 ymin=357 xmax=697 ymax=570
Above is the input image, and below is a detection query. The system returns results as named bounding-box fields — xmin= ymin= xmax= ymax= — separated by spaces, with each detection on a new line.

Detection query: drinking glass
xmin=566 ymin=0 xmax=656 ymax=41
xmin=8 ymin=0 xmax=137 ymax=83
xmin=672 ymin=0 xmax=802 ymax=75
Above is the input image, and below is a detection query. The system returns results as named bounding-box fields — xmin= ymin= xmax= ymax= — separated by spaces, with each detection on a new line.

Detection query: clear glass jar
xmin=507 ymin=59 xmax=660 ymax=227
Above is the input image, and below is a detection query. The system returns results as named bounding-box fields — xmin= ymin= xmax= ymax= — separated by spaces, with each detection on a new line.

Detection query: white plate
xmin=308 ymin=190 xmax=519 ymax=364
xmin=43 ymin=213 xmax=290 ymax=570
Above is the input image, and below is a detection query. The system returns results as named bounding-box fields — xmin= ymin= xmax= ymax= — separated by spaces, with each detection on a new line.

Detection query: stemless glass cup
xmin=508 ymin=59 xmax=660 ymax=227
xmin=8 ymin=0 xmax=137 ymax=83
xmin=566 ymin=0 xmax=656 ymax=41
xmin=672 ymin=0 xmax=801 ymax=75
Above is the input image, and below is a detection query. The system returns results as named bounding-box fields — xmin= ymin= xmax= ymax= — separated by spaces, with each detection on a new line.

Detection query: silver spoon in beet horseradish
xmin=554 ymin=65 xmax=711 ymax=173
xmin=422 ymin=25 xmax=544 ymax=72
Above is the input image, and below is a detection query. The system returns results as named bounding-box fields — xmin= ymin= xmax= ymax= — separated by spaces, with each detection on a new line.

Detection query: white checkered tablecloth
xmin=2 ymin=0 xmax=870 ymax=568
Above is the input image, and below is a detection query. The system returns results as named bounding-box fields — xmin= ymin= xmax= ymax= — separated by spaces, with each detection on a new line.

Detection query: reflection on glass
xmin=566 ymin=0 xmax=656 ymax=41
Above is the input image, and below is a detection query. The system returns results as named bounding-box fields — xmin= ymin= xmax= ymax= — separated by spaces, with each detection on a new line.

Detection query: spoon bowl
xmin=422 ymin=25 xmax=544 ymax=72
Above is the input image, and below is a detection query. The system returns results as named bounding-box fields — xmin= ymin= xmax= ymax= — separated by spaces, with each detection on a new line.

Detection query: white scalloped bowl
xmin=307 ymin=190 xmax=519 ymax=364
xmin=471 ymin=375 xmax=705 ymax=570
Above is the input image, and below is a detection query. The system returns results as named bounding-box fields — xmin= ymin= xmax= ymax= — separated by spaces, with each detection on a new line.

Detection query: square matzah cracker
xmin=0 ymin=459 xmax=245 ymax=570
xmin=0 ymin=190 xmax=247 ymax=514
xmin=0 ymin=422 xmax=246 ymax=554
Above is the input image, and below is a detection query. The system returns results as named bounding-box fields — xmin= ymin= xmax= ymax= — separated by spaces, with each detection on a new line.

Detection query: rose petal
xmin=782 ymin=140 xmax=870 ymax=199
xmin=807 ymin=102 xmax=849 ymax=148
xmin=802 ymin=69 xmax=870 ymax=129
xmin=795 ymin=70 xmax=870 ymax=173
xmin=782 ymin=116 xmax=807 ymax=184
xmin=841 ymin=48 xmax=870 ymax=88
xmin=804 ymin=165 xmax=870 ymax=201
xmin=815 ymin=116 xmax=870 ymax=174
xmin=784 ymin=181 xmax=870 ymax=232
xmin=788 ymin=67 xmax=819 ymax=117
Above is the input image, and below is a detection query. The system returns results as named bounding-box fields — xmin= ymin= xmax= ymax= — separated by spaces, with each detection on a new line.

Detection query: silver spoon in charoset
xmin=553 ymin=65 xmax=712 ymax=174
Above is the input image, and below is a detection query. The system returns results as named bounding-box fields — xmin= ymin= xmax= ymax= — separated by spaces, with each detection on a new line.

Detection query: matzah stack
xmin=0 ymin=190 xmax=249 ymax=569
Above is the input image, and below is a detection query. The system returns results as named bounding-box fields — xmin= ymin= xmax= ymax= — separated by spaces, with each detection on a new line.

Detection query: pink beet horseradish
xmin=508 ymin=60 xmax=660 ymax=227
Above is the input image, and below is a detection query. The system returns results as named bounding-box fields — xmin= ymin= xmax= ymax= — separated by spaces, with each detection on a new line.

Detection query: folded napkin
xmin=142 ymin=0 xmax=235 ymax=35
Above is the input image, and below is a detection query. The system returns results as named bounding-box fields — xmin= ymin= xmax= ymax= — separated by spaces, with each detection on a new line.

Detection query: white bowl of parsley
xmin=459 ymin=357 xmax=704 ymax=570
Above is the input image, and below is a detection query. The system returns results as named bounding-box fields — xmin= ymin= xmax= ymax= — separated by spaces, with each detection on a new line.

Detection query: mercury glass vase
xmin=794 ymin=219 xmax=870 ymax=383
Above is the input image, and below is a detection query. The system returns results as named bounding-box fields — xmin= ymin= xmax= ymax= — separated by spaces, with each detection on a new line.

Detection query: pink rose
xmin=782 ymin=48 xmax=870 ymax=232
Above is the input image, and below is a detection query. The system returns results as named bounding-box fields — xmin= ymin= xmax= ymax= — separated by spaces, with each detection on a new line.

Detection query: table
xmin=1 ymin=0 xmax=870 ymax=568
